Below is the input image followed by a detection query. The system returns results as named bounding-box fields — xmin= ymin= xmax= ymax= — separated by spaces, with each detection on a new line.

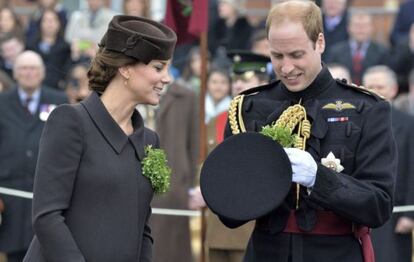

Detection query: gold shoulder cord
xmin=228 ymin=95 xmax=246 ymax=134
xmin=274 ymin=102 xmax=311 ymax=209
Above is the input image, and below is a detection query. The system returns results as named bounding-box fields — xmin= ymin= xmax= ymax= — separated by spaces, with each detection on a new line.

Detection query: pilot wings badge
xmin=322 ymin=100 xmax=356 ymax=112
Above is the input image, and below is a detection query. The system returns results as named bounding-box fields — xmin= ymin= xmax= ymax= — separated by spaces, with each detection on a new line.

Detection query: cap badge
xmin=322 ymin=100 xmax=356 ymax=112
xmin=321 ymin=152 xmax=344 ymax=172
xmin=233 ymin=55 xmax=241 ymax=63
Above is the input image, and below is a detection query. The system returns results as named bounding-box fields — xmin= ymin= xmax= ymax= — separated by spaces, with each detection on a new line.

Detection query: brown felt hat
xmin=100 ymin=15 xmax=177 ymax=64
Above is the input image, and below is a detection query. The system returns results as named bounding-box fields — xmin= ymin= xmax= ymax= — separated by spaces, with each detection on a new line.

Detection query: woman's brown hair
xmin=87 ymin=47 xmax=139 ymax=93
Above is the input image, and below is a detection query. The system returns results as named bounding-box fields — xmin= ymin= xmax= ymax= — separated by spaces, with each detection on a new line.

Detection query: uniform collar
xmin=81 ymin=91 xmax=145 ymax=159
xmin=280 ymin=65 xmax=334 ymax=102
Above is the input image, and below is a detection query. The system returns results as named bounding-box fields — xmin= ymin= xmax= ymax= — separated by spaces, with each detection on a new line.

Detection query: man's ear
xmin=316 ymin=32 xmax=325 ymax=54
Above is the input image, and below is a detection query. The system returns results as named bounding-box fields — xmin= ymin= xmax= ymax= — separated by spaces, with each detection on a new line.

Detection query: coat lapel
xmin=81 ymin=92 xmax=129 ymax=154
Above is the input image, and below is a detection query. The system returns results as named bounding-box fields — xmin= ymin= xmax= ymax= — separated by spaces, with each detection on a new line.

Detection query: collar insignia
xmin=321 ymin=152 xmax=344 ymax=172
xmin=322 ymin=100 xmax=356 ymax=112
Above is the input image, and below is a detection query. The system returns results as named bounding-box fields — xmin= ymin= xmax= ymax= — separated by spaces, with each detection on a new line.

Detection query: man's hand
xmin=284 ymin=148 xmax=317 ymax=188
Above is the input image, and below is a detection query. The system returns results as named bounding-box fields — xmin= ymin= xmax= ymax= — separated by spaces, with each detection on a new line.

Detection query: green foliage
xmin=260 ymin=125 xmax=296 ymax=147
xmin=142 ymin=145 xmax=171 ymax=194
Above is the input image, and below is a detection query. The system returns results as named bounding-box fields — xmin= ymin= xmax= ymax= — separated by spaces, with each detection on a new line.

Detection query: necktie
xmin=352 ymin=44 xmax=363 ymax=85
xmin=23 ymin=96 xmax=32 ymax=115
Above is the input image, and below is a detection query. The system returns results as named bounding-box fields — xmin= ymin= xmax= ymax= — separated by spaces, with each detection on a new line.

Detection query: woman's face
xmin=125 ymin=0 xmax=146 ymax=17
xmin=0 ymin=8 xmax=16 ymax=33
xmin=125 ymin=60 xmax=172 ymax=105
xmin=41 ymin=11 xmax=60 ymax=37
xmin=207 ymin=71 xmax=230 ymax=103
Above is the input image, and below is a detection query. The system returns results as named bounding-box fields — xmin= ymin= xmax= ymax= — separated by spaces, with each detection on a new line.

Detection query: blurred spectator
xmin=25 ymin=0 xmax=68 ymax=42
xmin=65 ymin=0 xmax=117 ymax=63
xmin=0 ymin=69 xmax=13 ymax=92
xmin=205 ymin=68 xmax=232 ymax=123
xmin=389 ymin=0 xmax=414 ymax=47
xmin=64 ymin=63 xmax=90 ymax=104
xmin=363 ymin=65 xmax=414 ymax=262
xmin=0 ymin=51 xmax=67 ymax=262
xmin=181 ymin=46 xmax=208 ymax=96
xmin=394 ymin=69 xmax=414 ymax=115
xmin=327 ymin=63 xmax=351 ymax=83
xmin=123 ymin=0 xmax=150 ymax=17
xmin=0 ymin=33 xmax=25 ymax=77
xmin=208 ymin=0 xmax=253 ymax=63
xmin=250 ymin=29 xmax=270 ymax=58
xmin=389 ymin=23 xmax=414 ymax=94
xmin=325 ymin=11 xmax=389 ymax=85
xmin=150 ymin=79 xmax=199 ymax=262
xmin=26 ymin=9 xmax=71 ymax=90
xmin=0 ymin=7 xmax=24 ymax=40
xmin=321 ymin=0 xmax=349 ymax=60
xmin=189 ymin=51 xmax=271 ymax=262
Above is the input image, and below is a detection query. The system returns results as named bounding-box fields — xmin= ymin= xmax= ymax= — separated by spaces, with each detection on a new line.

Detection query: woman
xmin=25 ymin=0 xmax=67 ymax=41
xmin=26 ymin=9 xmax=71 ymax=90
xmin=23 ymin=15 xmax=177 ymax=261
xmin=0 ymin=7 xmax=24 ymax=39
xmin=205 ymin=68 xmax=232 ymax=123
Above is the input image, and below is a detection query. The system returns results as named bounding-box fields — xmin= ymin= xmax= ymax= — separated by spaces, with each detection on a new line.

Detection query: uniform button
xmin=26 ymin=150 xmax=33 ymax=158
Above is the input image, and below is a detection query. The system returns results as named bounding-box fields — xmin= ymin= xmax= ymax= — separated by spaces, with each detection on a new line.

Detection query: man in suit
xmin=325 ymin=11 xmax=389 ymax=85
xmin=0 ymin=51 xmax=67 ymax=262
xmin=363 ymin=66 xmax=414 ymax=262
xmin=321 ymin=0 xmax=349 ymax=60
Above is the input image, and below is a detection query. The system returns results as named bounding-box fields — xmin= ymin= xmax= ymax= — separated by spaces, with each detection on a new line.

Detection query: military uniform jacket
xmin=221 ymin=67 xmax=397 ymax=262
xmin=24 ymin=92 xmax=155 ymax=262
xmin=0 ymin=87 xmax=67 ymax=253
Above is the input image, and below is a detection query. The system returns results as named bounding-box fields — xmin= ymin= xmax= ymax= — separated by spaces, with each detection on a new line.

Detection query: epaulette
xmin=335 ymin=79 xmax=385 ymax=100
xmin=239 ymin=80 xmax=279 ymax=96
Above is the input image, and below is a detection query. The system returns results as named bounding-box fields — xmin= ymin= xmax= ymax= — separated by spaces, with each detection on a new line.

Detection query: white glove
xmin=284 ymin=148 xmax=317 ymax=188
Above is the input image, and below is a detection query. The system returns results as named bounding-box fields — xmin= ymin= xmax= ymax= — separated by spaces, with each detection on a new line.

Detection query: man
xmin=327 ymin=63 xmax=351 ymax=83
xmin=0 ymin=33 xmax=25 ymax=78
xmin=321 ymin=0 xmax=349 ymax=60
xmin=0 ymin=51 xmax=67 ymax=262
xmin=204 ymin=51 xmax=271 ymax=262
xmin=363 ymin=66 xmax=414 ymax=262
xmin=325 ymin=11 xmax=389 ymax=85
xmin=65 ymin=0 xmax=117 ymax=62
xmin=216 ymin=1 xmax=396 ymax=261
xmin=394 ymin=69 xmax=414 ymax=115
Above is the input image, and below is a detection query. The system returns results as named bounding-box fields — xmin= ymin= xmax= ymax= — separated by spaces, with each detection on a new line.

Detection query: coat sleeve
xmin=310 ymin=100 xmax=397 ymax=228
xmin=32 ymin=104 xmax=86 ymax=261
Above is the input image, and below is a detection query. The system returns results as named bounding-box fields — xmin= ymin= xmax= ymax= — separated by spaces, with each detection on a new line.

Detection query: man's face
xmin=268 ymin=20 xmax=324 ymax=92
xmin=348 ymin=14 xmax=372 ymax=43
xmin=363 ymin=72 xmax=396 ymax=101
xmin=13 ymin=53 xmax=45 ymax=93
xmin=1 ymin=38 xmax=24 ymax=62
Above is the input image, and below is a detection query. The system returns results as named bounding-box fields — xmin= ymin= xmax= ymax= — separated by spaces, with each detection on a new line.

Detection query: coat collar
xmin=81 ymin=91 xmax=145 ymax=158
xmin=280 ymin=65 xmax=335 ymax=102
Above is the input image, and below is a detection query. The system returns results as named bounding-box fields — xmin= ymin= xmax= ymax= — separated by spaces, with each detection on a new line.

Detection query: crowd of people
xmin=0 ymin=0 xmax=414 ymax=261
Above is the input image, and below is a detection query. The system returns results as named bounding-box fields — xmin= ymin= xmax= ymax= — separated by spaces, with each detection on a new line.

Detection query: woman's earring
xmin=124 ymin=78 xmax=129 ymax=87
